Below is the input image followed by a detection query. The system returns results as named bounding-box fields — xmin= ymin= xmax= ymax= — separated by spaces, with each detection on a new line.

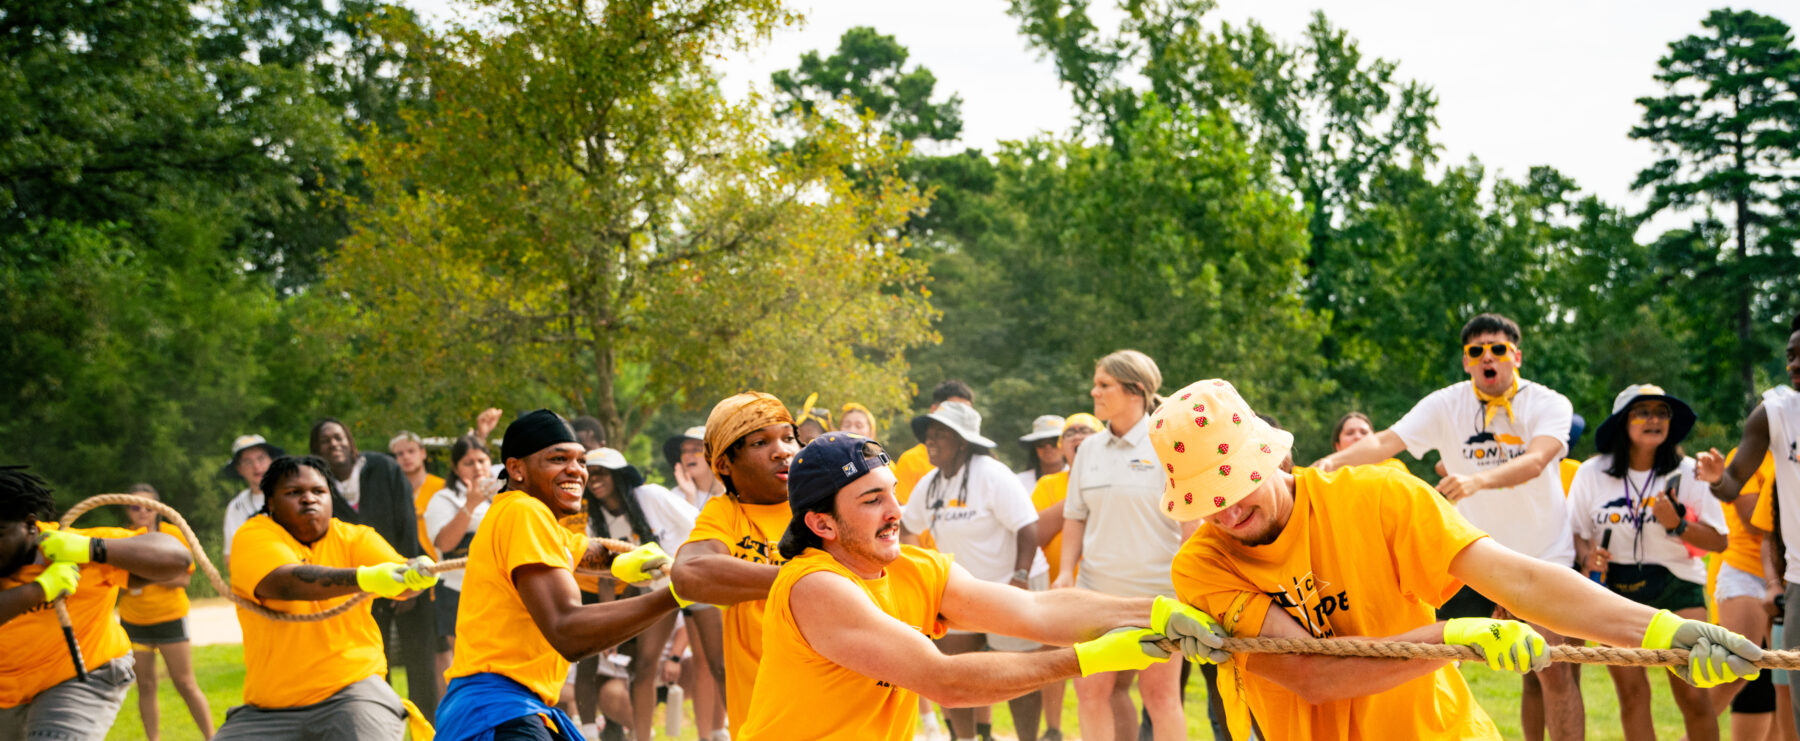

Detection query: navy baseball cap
xmin=786 ymin=432 xmax=894 ymax=513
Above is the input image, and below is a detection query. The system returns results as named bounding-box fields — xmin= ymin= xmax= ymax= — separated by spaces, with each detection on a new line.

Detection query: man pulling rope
xmin=1157 ymin=378 xmax=1762 ymax=740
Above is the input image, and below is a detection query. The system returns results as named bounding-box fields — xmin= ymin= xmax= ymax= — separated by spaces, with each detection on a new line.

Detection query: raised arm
xmin=939 ymin=563 xmax=1151 ymax=645
xmin=670 ymin=539 xmax=779 ymax=606
xmin=793 ymin=569 xmax=1081 ymax=707
xmin=1708 ymin=405 xmax=1772 ymax=502
xmin=1314 ymin=429 xmax=1407 ymax=472
xmin=515 ymin=562 xmax=679 ymax=661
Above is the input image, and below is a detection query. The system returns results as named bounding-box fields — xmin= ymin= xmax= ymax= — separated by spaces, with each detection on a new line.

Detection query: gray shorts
xmin=213 ymin=675 xmax=406 ymax=741
xmin=0 ymin=656 xmax=135 ymax=741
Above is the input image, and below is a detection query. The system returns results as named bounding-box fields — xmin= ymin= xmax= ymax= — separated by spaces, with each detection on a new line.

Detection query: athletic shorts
xmin=0 ymin=656 xmax=134 ymax=741
xmin=213 ymin=675 xmax=406 ymax=741
xmin=1440 ymin=559 xmax=1583 ymax=619
xmin=123 ymin=616 xmax=189 ymax=647
xmin=1715 ymin=561 xmax=1766 ymax=604
xmin=1734 ymin=665 xmax=1776 ymax=713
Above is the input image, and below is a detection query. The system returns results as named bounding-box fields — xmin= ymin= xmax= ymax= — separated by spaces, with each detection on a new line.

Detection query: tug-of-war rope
xmin=50 ymin=493 xmax=1800 ymax=673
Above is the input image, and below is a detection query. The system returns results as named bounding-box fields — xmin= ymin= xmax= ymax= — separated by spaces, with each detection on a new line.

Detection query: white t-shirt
xmin=1016 ymin=470 xmax=1040 ymax=493
xmin=901 ymin=455 xmax=1047 ymax=583
xmin=1391 ymin=379 xmax=1576 ymax=566
xmin=1064 ymin=415 xmax=1182 ymax=598
xmin=425 ymin=482 xmax=491 ymax=592
xmin=1762 ymin=387 xmax=1800 ymax=582
xmin=1567 ymin=455 xmax=1727 ymax=585
xmin=222 ymin=488 xmax=264 ymax=558
xmin=587 ymin=484 xmax=699 ymax=550
xmin=335 ymin=456 xmax=368 ymax=510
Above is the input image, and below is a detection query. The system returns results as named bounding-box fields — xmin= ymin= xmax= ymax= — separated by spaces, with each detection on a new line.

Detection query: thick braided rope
xmin=60 ymin=493 xmax=654 ymax=623
xmin=1152 ymin=635 xmax=1800 ymax=671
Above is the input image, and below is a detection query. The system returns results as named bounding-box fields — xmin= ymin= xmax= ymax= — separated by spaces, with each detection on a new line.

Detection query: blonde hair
xmin=1096 ymin=349 xmax=1164 ymax=414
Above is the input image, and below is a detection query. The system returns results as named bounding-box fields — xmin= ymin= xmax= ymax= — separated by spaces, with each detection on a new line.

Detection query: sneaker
xmin=1041 ymin=730 xmax=1064 ymax=741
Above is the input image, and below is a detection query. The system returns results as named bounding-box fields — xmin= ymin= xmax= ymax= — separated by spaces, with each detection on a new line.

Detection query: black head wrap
xmin=502 ymin=409 xmax=581 ymax=465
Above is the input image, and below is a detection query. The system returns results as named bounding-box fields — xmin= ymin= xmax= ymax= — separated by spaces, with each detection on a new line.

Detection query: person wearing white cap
xmin=1569 ymin=384 xmax=1728 ymax=739
xmin=900 ymin=401 xmax=1051 ymax=741
xmin=1017 ymin=415 xmax=1068 ymax=492
xmin=1160 ymin=377 xmax=1762 ymax=741
xmin=665 ymin=425 xmax=725 ymax=510
xmin=220 ymin=434 xmax=285 ymax=558
xmin=584 ymin=446 xmax=700 ymax=741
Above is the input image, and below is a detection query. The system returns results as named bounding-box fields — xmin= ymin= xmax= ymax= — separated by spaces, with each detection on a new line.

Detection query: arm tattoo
xmin=576 ymin=540 xmax=614 ymax=572
xmin=290 ymin=565 xmax=358 ymax=588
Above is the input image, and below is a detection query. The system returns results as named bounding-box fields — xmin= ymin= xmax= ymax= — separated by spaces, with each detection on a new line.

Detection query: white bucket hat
xmin=910 ymin=401 xmax=997 ymax=449
xmin=1019 ymin=415 xmax=1067 ymax=444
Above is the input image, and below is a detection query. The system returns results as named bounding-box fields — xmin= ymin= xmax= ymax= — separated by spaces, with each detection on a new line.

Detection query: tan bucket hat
xmin=1148 ymin=379 xmax=1293 ymax=520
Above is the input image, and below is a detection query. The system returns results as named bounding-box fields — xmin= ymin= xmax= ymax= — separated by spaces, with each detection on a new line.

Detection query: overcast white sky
xmin=415 ymin=0 xmax=1799 ymax=225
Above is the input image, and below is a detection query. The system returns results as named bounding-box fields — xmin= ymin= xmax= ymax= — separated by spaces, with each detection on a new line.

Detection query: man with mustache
xmin=0 ymin=467 xmax=192 ymax=740
xmin=738 ymin=432 xmax=1203 ymax=741
xmin=670 ymin=392 xmax=800 ymax=734
xmin=215 ymin=455 xmax=438 ymax=740
xmin=1167 ymin=378 xmax=1758 ymax=741
xmin=434 ymin=409 xmax=676 ymax=741
xmin=1316 ymin=313 xmax=1584 ymax=741
xmin=309 ymin=418 xmax=440 ymax=717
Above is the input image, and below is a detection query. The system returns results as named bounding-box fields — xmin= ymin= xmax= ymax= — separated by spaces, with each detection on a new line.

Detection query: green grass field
xmin=105 ymin=645 xmax=1725 ymax=740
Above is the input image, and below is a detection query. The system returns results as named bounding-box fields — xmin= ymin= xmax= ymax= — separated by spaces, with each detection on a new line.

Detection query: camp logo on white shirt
xmin=1391 ymin=378 xmax=1576 ymax=566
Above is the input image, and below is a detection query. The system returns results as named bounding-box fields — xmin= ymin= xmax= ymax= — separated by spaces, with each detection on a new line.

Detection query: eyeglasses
xmin=1629 ymin=406 xmax=1673 ymax=421
xmin=1464 ymin=342 xmax=1516 ymax=360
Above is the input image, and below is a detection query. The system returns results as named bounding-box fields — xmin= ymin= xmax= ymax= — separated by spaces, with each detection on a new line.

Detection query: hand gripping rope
xmin=54 ymin=494 xmax=1800 ymax=677
xmin=52 ymin=493 xmax=668 ymax=677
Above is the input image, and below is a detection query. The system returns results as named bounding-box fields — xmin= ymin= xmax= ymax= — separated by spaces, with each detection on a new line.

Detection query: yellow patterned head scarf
xmin=704 ymin=391 xmax=795 ymax=479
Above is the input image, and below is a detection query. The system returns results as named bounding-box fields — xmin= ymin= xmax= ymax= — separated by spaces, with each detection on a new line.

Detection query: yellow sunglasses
xmin=1463 ymin=342 xmax=1516 ymax=360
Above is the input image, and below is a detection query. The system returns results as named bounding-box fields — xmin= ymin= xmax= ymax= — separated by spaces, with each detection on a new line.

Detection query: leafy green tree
xmin=772 ymin=26 xmax=964 ymax=144
xmin=328 ymin=0 xmax=938 ymax=444
xmin=1 ymin=0 xmax=358 ymax=550
xmin=1632 ymin=8 xmax=1800 ymax=408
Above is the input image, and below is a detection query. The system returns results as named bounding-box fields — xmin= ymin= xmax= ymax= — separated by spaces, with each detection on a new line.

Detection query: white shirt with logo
xmin=222 ymin=488 xmax=264 ymax=558
xmin=901 ymin=455 xmax=1047 ymax=584
xmin=1762 ymin=387 xmax=1800 ymax=583
xmin=1391 ymin=379 xmax=1576 ymax=566
xmin=1064 ymin=415 xmax=1182 ymax=598
xmin=1566 ymin=455 xmax=1726 ymax=585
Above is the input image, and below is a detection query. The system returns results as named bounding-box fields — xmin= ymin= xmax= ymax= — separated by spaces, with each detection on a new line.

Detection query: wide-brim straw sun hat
xmin=910 ymin=401 xmax=997 ymax=450
xmin=1147 ymin=379 xmax=1294 ymax=520
xmin=1594 ymin=383 xmax=1696 ymax=452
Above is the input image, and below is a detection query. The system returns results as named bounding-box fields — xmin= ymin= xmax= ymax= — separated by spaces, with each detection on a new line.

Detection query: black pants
xmin=376 ymin=599 xmax=440 ymax=719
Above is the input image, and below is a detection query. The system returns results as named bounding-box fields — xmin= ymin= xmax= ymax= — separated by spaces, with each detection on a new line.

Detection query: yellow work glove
xmin=1074 ymin=628 xmax=1172 ymax=676
xmin=1444 ymin=618 xmax=1550 ymax=673
xmin=1643 ymin=609 xmax=1763 ymax=687
xmin=401 ymin=556 xmax=439 ymax=591
xmin=38 ymin=530 xmax=92 ymax=564
xmin=1151 ymin=595 xmax=1231 ymax=665
xmin=34 ymin=561 xmax=80 ymax=602
xmin=357 ymin=563 xmax=415 ymax=599
xmin=611 ymin=543 xmax=671 ymax=585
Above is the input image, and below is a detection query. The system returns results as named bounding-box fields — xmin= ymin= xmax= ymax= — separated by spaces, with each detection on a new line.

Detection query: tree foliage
xmin=328 ymin=0 xmax=939 ymax=444
xmin=772 ymin=26 xmax=964 ymax=144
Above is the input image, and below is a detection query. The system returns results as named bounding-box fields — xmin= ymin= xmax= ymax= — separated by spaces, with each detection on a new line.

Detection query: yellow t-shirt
xmin=893 ymin=445 xmax=934 ymax=505
xmin=1721 ymin=449 xmax=1773 ymax=577
xmin=447 ymin=490 xmax=591 ymax=704
xmin=118 ymin=521 xmax=193 ymax=625
xmin=230 ymin=516 xmax=401 ymax=708
xmin=683 ymin=496 xmax=792 ymax=731
xmin=738 ymin=546 xmax=954 ymax=741
xmin=1172 ymin=466 xmax=1498 ymax=741
xmin=0 ymin=524 xmax=135 ymax=707
xmin=1030 ymin=471 xmax=1072 ymax=584
xmin=413 ymin=474 xmax=447 ymax=559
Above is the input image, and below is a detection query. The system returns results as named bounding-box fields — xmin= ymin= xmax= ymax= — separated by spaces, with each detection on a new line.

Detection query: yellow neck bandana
xmin=1475 ymin=377 xmax=1520 ymax=427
